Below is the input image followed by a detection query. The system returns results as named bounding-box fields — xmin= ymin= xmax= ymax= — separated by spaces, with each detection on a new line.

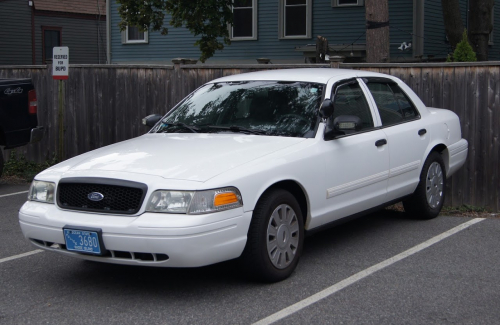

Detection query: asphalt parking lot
xmin=1 ymin=183 xmax=499 ymax=325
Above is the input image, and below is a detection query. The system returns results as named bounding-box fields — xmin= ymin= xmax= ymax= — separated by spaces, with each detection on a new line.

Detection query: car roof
xmin=209 ymin=68 xmax=395 ymax=84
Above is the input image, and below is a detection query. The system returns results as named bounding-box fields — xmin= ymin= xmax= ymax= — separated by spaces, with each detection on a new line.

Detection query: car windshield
xmin=152 ymin=81 xmax=324 ymax=138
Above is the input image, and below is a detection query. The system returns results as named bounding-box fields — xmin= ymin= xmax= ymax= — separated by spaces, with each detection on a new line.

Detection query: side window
xmin=366 ymin=82 xmax=404 ymax=125
xmin=366 ymin=81 xmax=419 ymax=126
xmin=389 ymin=84 xmax=420 ymax=120
xmin=331 ymin=82 xmax=374 ymax=131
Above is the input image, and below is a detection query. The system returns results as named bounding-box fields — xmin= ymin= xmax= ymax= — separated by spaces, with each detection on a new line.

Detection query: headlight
xmin=146 ymin=187 xmax=243 ymax=214
xmin=146 ymin=190 xmax=195 ymax=213
xmin=28 ymin=180 xmax=56 ymax=203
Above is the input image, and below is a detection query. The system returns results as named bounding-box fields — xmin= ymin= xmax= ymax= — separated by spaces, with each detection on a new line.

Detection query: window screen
xmin=128 ymin=27 xmax=145 ymax=41
xmin=285 ymin=0 xmax=307 ymax=36
xmin=338 ymin=0 xmax=358 ymax=5
xmin=233 ymin=0 xmax=254 ymax=38
xmin=331 ymin=82 xmax=374 ymax=131
xmin=44 ymin=30 xmax=60 ymax=63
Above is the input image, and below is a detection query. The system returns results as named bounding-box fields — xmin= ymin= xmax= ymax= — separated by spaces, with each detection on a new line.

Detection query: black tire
xmin=403 ymin=151 xmax=446 ymax=219
xmin=239 ymin=189 xmax=304 ymax=282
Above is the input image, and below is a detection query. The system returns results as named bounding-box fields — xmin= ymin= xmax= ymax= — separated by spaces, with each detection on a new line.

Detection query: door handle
xmin=418 ymin=129 xmax=427 ymax=136
xmin=375 ymin=139 xmax=387 ymax=147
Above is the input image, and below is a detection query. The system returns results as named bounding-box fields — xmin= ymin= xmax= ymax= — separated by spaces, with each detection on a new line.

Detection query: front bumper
xmin=19 ymin=201 xmax=252 ymax=267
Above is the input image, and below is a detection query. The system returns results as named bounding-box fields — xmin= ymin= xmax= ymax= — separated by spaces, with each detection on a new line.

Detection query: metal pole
xmin=58 ymin=80 xmax=64 ymax=161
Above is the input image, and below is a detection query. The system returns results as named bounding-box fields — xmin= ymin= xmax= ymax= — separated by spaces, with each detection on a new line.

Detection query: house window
xmin=231 ymin=0 xmax=257 ymax=40
xmin=332 ymin=0 xmax=365 ymax=7
xmin=122 ymin=26 xmax=149 ymax=44
xmin=279 ymin=0 xmax=312 ymax=39
xmin=42 ymin=26 xmax=62 ymax=64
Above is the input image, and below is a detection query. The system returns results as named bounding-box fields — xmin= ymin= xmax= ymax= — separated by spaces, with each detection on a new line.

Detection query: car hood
xmin=49 ymin=134 xmax=307 ymax=182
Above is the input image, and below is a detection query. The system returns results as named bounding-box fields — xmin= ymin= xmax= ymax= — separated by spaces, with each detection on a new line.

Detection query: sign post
xmin=52 ymin=46 xmax=69 ymax=161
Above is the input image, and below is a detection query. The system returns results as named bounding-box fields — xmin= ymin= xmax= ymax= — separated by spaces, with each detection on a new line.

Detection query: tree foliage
xmin=441 ymin=0 xmax=493 ymax=61
xmin=116 ymin=0 xmax=233 ymax=62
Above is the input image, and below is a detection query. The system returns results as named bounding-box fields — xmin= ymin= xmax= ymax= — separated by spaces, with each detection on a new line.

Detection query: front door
xmin=314 ymin=79 xmax=389 ymax=228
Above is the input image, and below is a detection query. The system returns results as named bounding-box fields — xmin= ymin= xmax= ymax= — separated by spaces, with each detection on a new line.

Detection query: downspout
xmin=30 ymin=1 xmax=36 ymax=64
xmin=412 ymin=0 xmax=424 ymax=58
xmin=466 ymin=0 xmax=469 ymax=30
xmin=106 ymin=0 xmax=111 ymax=64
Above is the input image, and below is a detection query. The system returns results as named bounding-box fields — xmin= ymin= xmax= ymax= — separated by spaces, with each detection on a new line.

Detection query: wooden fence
xmin=0 ymin=62 xmax=498 ymax=211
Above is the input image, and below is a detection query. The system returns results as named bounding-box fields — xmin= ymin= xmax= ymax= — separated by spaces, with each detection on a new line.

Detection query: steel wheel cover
xmin=426 ymin=162 xmax=444 ymax=209
xmin=266 ymin=204 xmax=300 ymax=269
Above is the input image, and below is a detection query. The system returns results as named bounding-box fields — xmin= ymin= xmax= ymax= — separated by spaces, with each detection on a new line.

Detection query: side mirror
xmin=142 ymin=114 xmax=162 ymax=127
xmin=319 ymin=99 xmax=334 ymax=118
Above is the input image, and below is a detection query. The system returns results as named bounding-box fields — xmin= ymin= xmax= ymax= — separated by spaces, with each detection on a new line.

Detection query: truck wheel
xmin=403 ymin=151 xmax=446 ymax=219
xmin=240 ymin=189 xmax=304 ymax=282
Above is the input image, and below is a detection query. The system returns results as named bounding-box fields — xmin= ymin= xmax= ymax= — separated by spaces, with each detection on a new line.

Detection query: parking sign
xmin=52 ymin=46 xmax=69 ymax=80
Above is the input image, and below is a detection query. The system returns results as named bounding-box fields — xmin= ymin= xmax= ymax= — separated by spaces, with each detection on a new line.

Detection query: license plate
xmin=64 ymin=228 xmax=102 ymax=255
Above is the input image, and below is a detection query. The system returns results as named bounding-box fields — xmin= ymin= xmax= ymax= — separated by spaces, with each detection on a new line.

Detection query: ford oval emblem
xmin=88 ymin=192 xmax=104 ymax=202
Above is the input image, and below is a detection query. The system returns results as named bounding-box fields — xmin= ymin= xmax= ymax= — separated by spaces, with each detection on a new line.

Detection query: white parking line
xmin=0 ymin=190 xmax=29 ymax=198
xmin=0 ymin=250 xmax=43 ymax=264
xmin=253 ymin=218 xmax=485 ymax=325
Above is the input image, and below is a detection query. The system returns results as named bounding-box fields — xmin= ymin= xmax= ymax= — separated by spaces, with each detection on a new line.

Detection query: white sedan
xmin=19 ymin=69 xmax=468 ymax=282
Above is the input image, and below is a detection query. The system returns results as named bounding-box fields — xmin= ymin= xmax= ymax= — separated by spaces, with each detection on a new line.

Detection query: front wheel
xmin=239 ymin=189 xmax=304 ymax=282
xmin=403 ymin=151 xmax=446 ymax=219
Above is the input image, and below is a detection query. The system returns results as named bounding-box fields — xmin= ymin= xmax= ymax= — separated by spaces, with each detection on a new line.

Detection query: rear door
xmin=361 ymin=77 xmax=430 ymax=201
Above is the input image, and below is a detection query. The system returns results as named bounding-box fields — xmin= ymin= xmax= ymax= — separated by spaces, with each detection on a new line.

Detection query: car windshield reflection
xmin=152 ymin=81 xmax=324 ymax=138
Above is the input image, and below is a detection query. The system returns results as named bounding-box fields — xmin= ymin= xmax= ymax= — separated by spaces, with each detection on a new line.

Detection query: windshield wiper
xmin=159 ymin=122 xmax=200 ymax=133
xmin=208 ymin=125 xmax=267 ymax=135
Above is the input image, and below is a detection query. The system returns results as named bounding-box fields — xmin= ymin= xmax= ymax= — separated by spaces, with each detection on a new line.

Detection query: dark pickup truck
xmin=0 ymin=78 xmax=44 ymax=177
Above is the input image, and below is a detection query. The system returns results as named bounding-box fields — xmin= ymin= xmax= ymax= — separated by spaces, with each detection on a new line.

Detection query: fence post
xmin=329 ymin=56 xmax=345 ymax=69
xmin=172 ymin=58 xmax=185 ymax=104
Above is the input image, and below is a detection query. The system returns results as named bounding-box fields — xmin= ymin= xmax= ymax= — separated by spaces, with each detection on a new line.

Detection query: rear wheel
xmin=240 ymin=189 xmax=304 ymax=282
xmin=403 ymin=151 xmax=446 ymax=219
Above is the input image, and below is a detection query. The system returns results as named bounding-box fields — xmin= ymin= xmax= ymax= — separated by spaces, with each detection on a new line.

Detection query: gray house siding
xmin=0 ymin=0 xmax=33 ymax=65
xmin=423 ymin=0 xmax=468 ymax=59
xmin=424 ymin=0 xmax=500 ymax=60
xmin=110 ymin=0 xmax=416 ymax=64
xmin=35 ymin=15 xmax=106 ymax=65
xmin=388 ymin=0 xmax=414 ymax=60
xmin=491 ymin=2 xmax=500 ymax=60
xmin=110 ymin=0 xmax=500 ymax=63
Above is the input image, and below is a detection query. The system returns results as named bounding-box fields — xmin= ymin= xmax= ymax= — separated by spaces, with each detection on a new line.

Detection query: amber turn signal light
xmin=214 ymin=192 xmax=239 ymax=207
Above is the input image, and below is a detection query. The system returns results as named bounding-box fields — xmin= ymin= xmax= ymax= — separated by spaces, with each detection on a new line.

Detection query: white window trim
xmin=278 ymin=0 xmax=312 ymax=39
xmin=230 ymin=0 xmax=258 ymax=41
xmin=121 ymin=26 xmax=149 ymax=44
xmin=332 ymin=0 xmax=365 ymax=7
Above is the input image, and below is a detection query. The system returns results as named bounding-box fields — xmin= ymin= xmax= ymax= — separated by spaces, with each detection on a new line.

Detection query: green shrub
xmin=2 ymin=151 xmax=58 ymax=181
xmin=449 ymin=30 xmax=477 ymax=62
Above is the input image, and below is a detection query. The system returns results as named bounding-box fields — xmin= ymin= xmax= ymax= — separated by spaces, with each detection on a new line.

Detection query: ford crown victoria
xmin=19 ymin=69 xmax=468 ymax=282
